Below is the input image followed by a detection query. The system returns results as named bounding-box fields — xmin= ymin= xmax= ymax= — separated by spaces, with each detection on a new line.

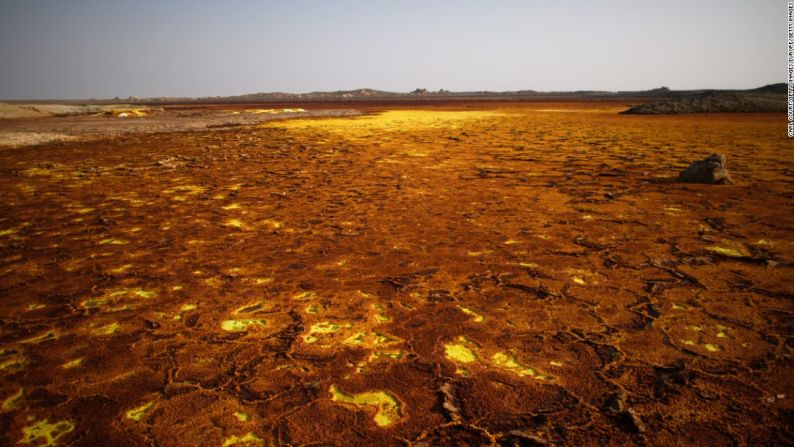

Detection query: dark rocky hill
xmin=620 ymin=84 xmax=786 ymax=114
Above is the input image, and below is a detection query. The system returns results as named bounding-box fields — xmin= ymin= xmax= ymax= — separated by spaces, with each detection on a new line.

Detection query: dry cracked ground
xmin=0 ymin=103 xmax=792 ymax=446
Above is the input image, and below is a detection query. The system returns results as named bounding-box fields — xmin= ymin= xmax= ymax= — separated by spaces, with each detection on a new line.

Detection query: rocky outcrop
xmin=677 ymin=154 xmax=734 ymax=184
xmin=621 ymin=90 xmax=785 ymax=115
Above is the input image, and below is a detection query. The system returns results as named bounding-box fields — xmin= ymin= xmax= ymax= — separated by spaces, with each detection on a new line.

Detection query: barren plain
xmin=0 ymin=102 xmax=792 ymax=446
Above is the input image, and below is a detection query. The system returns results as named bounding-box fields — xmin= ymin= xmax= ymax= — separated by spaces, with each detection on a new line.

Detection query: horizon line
xmin=1 ymin=82 xmax=784 ymax=103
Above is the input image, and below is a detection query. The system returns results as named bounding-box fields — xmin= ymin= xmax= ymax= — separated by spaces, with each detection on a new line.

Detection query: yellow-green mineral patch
xmin=232 ymin=302 xmax=270 ymax=315
xmin=303 ymin=321 xmax=344 ymax=343
xmin=222 ymin=432 xmax=265 ymax=447
xmin=375 ymin=333 xmax=400 ymax=345
xmin=0 ymin=228 xmax=18 ymax=237
xmin=344 ymin=332 xmax=367 ymax=345
xmin=261 ymin=219 xmax=282 ymax=229
xmin=369 ymin=351 xmax=404 ymax=361
xmin=343 ymin=331 xmax=400 ymax=348
xmin=2 ymin=388 xmax=23 ymax=412
xmin=109 ymin=264 xmax=132 ymax=274
xmin=92 ymin=322 xmax=120 ymax=336
xmin=233 ymin=411 xmax=251 ymax=422
xmin=491 ymin=352 xmax=551 ymax=380
xmin=371 ymin=303 xmax=390 ymax=321
xmin=458 ymin=306 xmax=484 ymax=323
xmin=204 ymin=276 xmax=224 ymax=288
xmin=110 ymin=304 xmax=133 ymax=312
xmin=99 ymin=238 xmax=127 ymax=245
xmin=125 ymin=401 xmax=154 ymax=421
xmin=455 ymin=367 xmax=471 ymax=377
xmin=704 ymin=343 xmax=721 ymax=352
xmin=107 ymin=288 xmax=155 ymax=299
xmin=304 ymin=304 xmax=318 ymax=314
xmin=467 ymin=250 xmax=492 ymax=257
xmin=705 ymin=245 xmax=745 ymax=258
xmin=180 ymin=303 xmax=197 ymax=312
xmin=292 ymin=291 xmax=316 ymax=301
xmin=165 ymin=185 xmax=205 ymax=195
xmin=21 ymin=330 xmax=57 ymax=344
xmin=62 ymin=358 xmax=83 ymax=369
xmin=0 ymin=355 xmax=28 ymax=371
xmin=444 ymin=338 xmax=478 ymax=364
xmin=221 ymin=319 xmax=267 ymax=333
xmin=136 ymin=289 xmax=156 ymax=298
xmin=269 ymin=110 xmax=502 ymax=135
xmin=19 ymin=419 xmax=75 ymax=446
xmin=329 ymin=384 xmax=402 ymax=427
xmin=225 ymin=219 xmax=244 ymax=229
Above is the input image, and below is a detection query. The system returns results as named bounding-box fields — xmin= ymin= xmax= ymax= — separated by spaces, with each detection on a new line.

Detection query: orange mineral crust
xmin=0 ymin=103 xmax=791 ymax=446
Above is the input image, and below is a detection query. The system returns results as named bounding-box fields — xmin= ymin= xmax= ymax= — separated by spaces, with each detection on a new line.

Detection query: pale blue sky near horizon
xmin=0 ymin=0 xmax=784 ymax=99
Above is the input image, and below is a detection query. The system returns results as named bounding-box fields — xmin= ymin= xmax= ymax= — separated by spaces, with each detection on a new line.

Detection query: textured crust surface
xmin=0 ymin=103 xmax=791 ymax=446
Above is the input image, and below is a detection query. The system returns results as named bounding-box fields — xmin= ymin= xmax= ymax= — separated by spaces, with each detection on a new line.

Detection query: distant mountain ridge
xmin=187 ymin=86 xmax=690 ymax=103
xmin=143 ymin=84 xmax=785 ymax=104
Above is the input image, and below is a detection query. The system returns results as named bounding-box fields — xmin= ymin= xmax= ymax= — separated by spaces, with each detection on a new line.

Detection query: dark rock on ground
xmin=677 ymin=153 xmax=734 ymax=184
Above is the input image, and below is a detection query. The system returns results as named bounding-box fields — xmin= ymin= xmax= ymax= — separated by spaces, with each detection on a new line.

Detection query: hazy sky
xmin=0 ymin=0 xmax=784 ymax=99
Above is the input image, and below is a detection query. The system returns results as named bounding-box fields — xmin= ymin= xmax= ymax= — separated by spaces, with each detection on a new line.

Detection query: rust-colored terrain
xmin=0 ymin=103 xmax=792 ymax=446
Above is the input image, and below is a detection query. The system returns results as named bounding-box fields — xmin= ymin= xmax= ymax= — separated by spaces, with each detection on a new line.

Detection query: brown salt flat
xmin=0 ymin=102 xmax=792 ymax=446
